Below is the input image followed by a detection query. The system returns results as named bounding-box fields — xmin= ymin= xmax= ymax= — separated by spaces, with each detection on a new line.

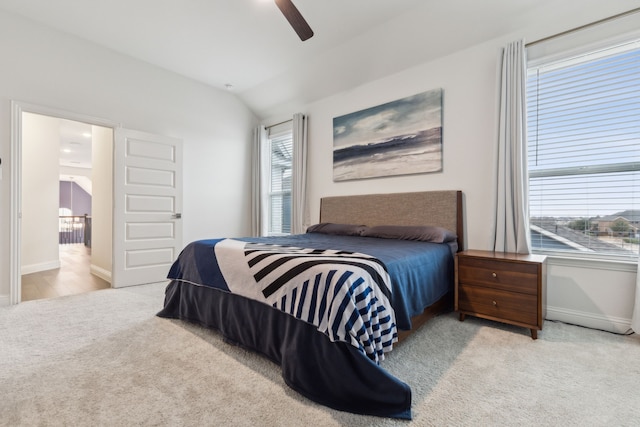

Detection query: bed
xmin=157 ymin=190 xmax=463 ymax=419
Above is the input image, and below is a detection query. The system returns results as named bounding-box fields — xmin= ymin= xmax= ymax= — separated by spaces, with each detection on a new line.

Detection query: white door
xmin=112 ymin=128 xmax=182 ymax=288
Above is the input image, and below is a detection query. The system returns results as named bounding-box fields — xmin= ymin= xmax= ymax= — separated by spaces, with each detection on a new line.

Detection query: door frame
xmin=9 ymin=100 xmax=119 ymax=304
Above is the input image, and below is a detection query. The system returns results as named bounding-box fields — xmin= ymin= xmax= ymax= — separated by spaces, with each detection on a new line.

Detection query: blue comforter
xmin=167 ymin=233 xmax=454 ymax=330
xmin=160 ymin=233 xmax=455 ymax=419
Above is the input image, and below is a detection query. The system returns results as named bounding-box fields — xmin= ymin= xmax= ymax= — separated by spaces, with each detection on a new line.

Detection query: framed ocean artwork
xmin=333 ymin=88 xmax=443 ymax=181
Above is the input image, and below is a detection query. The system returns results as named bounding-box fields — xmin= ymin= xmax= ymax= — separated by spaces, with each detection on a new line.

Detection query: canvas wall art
xmin=332 ymin=88 xmax=443 ymax=181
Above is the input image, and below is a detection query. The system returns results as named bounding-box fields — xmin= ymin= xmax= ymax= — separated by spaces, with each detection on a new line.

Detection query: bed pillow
xmin=361 ymin=225 xmax=457 ymax=243
xmin=306 ymin=223 xmax=368 ymax=236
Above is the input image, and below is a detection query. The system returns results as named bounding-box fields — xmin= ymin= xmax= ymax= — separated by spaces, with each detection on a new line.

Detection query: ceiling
xmin=0 ymin=0 xmax=576 ymax=120
xmin=58 ymin=119 xmax=93 ymax=195
xmin=58 ymin=119 xmax=93 ymax=170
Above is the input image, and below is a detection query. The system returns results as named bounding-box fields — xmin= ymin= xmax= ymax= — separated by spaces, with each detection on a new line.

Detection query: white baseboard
xmin=0 ymin=295 xmax=9 ymax=307
xmin=21 ymin=260 xmax=61 ymax=275
xmin=546 ymin=305 xmax=631 ymax=334
xmin=90 ymin=264 xmax=112 ymax=284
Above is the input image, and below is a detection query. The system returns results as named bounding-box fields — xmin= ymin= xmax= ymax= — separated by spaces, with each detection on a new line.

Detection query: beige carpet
xmin=1 ymin=283 xmax=639 ymax=426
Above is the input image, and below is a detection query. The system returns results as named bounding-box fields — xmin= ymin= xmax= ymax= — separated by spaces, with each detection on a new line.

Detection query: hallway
xmin=21 ymin=244 xmax=110 ymax=301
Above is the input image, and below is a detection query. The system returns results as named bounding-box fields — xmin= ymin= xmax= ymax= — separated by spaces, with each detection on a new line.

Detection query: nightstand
xmin=455 ymin=250 xmax=547 ymax=339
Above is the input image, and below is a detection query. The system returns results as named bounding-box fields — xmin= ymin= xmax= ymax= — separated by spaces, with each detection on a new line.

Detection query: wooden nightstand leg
xmin=459 ymin=313 xmax=466 ymax=322
xmin=530 ymin=329 xmax=537 ymax=340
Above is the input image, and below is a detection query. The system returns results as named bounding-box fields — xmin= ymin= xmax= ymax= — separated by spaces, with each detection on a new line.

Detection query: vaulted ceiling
xmin=0 ymin=0 xmax=632 ymax=119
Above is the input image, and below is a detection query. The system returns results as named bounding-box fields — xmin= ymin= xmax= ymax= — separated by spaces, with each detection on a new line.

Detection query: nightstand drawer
xmin=457 ymin=284 xmax=537 ymax=326
xmin=457 ymin=257 xmax=538 ymax=295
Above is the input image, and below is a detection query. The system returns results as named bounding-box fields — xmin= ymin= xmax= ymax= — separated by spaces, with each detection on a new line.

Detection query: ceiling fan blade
xmin=274 ymin=0 xmax=314 ymax=41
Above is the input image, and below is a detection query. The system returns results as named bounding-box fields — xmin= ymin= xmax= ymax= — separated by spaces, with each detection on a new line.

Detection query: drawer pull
xmin=492 ymin=300 xmax=497 ymax=307
xmin=491 ymin=272 xmax=497 ymax=278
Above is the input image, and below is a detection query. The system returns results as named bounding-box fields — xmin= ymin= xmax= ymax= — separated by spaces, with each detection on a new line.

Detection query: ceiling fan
xmin=274 ymin=0 xmax=314 ymax=41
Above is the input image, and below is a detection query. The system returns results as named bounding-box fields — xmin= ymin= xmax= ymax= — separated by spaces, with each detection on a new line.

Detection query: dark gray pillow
xmin=306 ymin=223 xmax=367 ymax=236
xmin=362 ymin=225 xmax=457 ymax=243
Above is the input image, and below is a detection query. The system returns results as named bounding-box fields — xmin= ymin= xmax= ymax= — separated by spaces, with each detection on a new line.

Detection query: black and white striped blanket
xmin=215 ymin=238 xmax=397 ymax=363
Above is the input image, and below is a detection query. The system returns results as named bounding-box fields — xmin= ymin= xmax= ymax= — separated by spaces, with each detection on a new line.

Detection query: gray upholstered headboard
xmin=319 ymin=190 xmax=464 ymax=250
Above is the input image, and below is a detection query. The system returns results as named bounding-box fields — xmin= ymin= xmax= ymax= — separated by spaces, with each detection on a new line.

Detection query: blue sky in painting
xmin=333 ymin=89 xmax=442 ymax=149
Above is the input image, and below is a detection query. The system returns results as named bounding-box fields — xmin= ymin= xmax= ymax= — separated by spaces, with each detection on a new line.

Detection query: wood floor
xmin=21 ymin=244 xmax=111 ymax=302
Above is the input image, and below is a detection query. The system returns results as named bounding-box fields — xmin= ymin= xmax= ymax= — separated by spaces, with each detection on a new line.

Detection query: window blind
xmin=527 ymin=40 xmax=640 ymax=258
xmin=267 ymin=131 xmax=293 ymax=235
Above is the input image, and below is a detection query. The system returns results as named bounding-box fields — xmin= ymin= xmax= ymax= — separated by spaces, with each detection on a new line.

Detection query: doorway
xmin=9 ymin=102 xmax=116 ymax=304
xmin=20 ymin=113 xmax=113 ymax=301
xmin=9 ymin=102 xmax=183 ymax=304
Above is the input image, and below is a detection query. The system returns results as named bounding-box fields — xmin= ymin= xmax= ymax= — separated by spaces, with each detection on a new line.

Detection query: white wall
xmin=0 ymin=9 xmax=257 ymax=302
xmin=21 ymin=112 xmax=60 ymax=274
xmin=304 ymin=42 xmax=500 ymax=250
xmin=546 ymin=259 xmax=636 ymax=333
xmin=276 ymin=5 xmax=639 ymax=333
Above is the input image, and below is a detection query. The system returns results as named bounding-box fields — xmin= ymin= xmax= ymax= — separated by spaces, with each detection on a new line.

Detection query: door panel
xmin=113 ymin=128 xmax=182 ymax=288
xmin=126 ymin=194 xmax=175 ymax=212
xmin=127 ymin=167 xmax=175 ymax=187
xmin=126 ymin=222 xmax=175 ymax=240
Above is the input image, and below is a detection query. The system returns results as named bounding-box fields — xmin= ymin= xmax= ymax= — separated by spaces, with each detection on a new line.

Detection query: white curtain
xmin=291 ymin=113 xmax=309 ymax=234
xmin=251 ymin=125 xmax=267 ymax=237
xmin=492 ymin=39 xmax=532 ymax=254
xmin=632 ymin=259 xmax=640 ymax=333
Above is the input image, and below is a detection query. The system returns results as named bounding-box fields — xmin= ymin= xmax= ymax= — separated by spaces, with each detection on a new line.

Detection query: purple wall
xmin=59 ymin=181 xmax=91 ymax=216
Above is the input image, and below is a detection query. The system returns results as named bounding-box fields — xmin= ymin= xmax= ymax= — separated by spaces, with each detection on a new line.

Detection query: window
xmin=265 ymin=125 xmax=293 ymax=236
xmin=527 ymin=39 xmax=640 ymax=259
